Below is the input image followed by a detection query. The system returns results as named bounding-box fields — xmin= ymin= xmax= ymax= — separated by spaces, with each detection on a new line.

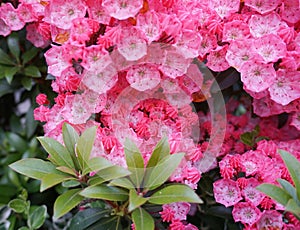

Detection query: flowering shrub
xmin=0 ymin=0 xmax=299 ymax=229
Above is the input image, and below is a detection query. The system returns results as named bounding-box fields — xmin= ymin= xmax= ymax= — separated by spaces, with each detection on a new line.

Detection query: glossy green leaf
xmin=18 ymin=227 xmax=30 ymax=230
xmin=80 ymin=185 xmax=128 ymax=201
xmin=132 ymin=208 xmax=154 ymax=230
xmin=128 ymin=189 xmax=148 ymax=212
xmin=285 ymin=199 xmax=300 ymax=219
xmin=25 ymin=107 xmax=37 ymax=138
xmin=53 ymin=189 xmax=84 ymax=219
xmin=124 ymin=138 xmax=145 ymax=187
xmin=5 ymin=66 xmax=19 ymax=84
xmin=143 ymin=153 xmax=184 ymax=190
xmin=76 ymin=126 xmax=97 ymax=170
xmin=7 ymin=34 xmax=20 ymax=60
xmin=22 ymin=47 xmax=39 ymax=65
xmin=82 ymin=157 xmax=114 ymax=176
xmin=89 ymin=165 xmax=131 ymax=186
xmin=69 ymin=208 xmax=111 ymax=230
xmin=37 ymin=136 xmax=75 ymax=169
xmin=62 ymin=180 xmax=81 ymax=188
xmin=62 ymin=123 xmax=79 ymax=155
xmin=8 ymin=199 xmax=27 ymax=213
xmin=40 ymin=173 xmax=73 ymax=192
xmin=0 ymin=48 xmax=15 ymax=65
xmin=24 ymin=66 xmax=41 ymax=78
xmin=256 ymin=183 xmax=291 ymax=206
xmin=146 ymin=136 xmax=170 ymax=168
xmin=28 ymin=205 xmax=47 ymax=230
xmin=279 ymin=150 xmax=300 ymax=201
xmin=0 ymin=78 xmax=13 ymax=96
xmin=21 ymin=77 xmax=32 ymax=90
xmin=108 ymin=178 xmax=135 ymax=189
xmin=277 ymin=179 xmax=298 ymax=203
xmin=9 ymin=158 xmax=58 ymax=180
xmin=6 ymin=132 xmax=28 ymax=153
xmin=85 ymin=216 xmax=121 ymax=230
xmin=56 ymin=166 xmax=77 ymax=176
xmin=149 ymin=184 xmax=203 ymax=204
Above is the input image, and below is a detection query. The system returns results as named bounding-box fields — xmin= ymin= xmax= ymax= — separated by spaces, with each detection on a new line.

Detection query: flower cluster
xmin=2 ymin=0 xmax=300 ymax=228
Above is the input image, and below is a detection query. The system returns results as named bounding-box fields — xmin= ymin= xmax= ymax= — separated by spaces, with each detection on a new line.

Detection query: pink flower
xmin=244 ymin=0 xmax=282 ymax=14
xmin=208 ymin=0 xmax=240 ymax=19
xmin=206 ymin=45 xmax=230 ymax=72
xmin=240 ymin=61 xmax=276 ymax=93
xmin=160 ymin=205 xmax=175 ymax=222
xmin=213 ymin=179 xmax=242 ymax=207
xmin=0 ymin=3 xmax=25 ymax=31
xmin=225 ymin=39 xmax=259 ymax=72
xmin=159 ymin=50 xmax=191 ymax=79
xmin=268 ymin=70 xmax=300 ymax=106
xmin=0 ymin=19 xmax=11 ymax=37
xmin=86 ymin=0 xmax=111 ymax=24
xmin=136 ymin=10 xmax=162 ymax=43
xmin=117 ymin=27 xmax=147 ymax=61
xmin=45 ymin=0 xmax=87 ymax=30
xmin=126 ymin=64 xmax=161 ymax=91
xmin=254 ymin=34 xmax=287 ymax=63
xmin=256 ymin=210 xmax=284 ymax=230
xmin=241 ymin=178 xmax=265 ymax=206
xmin=232 ymin=202 xmax=261 ymax=226
xmin=290 ymin=112 xmax=300 ymax=131
xmin=102 ymin=0 xmax=143 ymax=20
xmin=249 ymin=12 xmax=281 ymax=38
xmin=82 ymin=64 xmax=118 ymax=94
xmin=223 ymin=20 xmax=250 ymax=42
xmin=281 ymin=0 xmax=300 ymax=24
xmin=36 ymin=94 xmax=50 ymax=106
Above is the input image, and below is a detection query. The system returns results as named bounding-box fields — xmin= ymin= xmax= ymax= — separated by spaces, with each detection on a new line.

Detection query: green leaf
xmin=18 ymin=227 xmax=30 ymax=230
xmin=277 ymin=179 xmax=299 ymax=203
xmin=22 ymin=47 xmax=39 ymax=65
xmin=62 ymin=123 xmax=79 ymax=155
xmin=80 ymin=185 xmax=128 ymax=201
xmin=53 ymin=189 xmax=84 ymax=219
xmin=69 ymin=208 xmax=111 ymax=230
xmin=24 ymin=66 xmax=41 ymax=78
xmin=0 ymin=48 xmax=15 ymax=65
xmin=256 ymin=183 xmax=291 ymax=206
xmin=149 ymin=184 xmax=203 ymax=204
xmin=40 ymin=173 xmax=73 ymax=192
xmin=37 ymin=136 xmax=75 ymax=169
xmin=9 ymin=158 xmax=58 ymax=180
xmin=86 ymin=216 xmax=121 ymax=230
xmin=82 ymin=157 xmax=114 ymax=176
xmin=56 ymin=166 xmax=77 ymax=176
xmin=285 ymin=199 xmax=300 ymax=219
xmin=124 ymin=138 xmax=145 ymax=188
xmin=143 ymin=153 xmax=184 ymax=190
xmin=0 ymin=79 xmax=13 ymax=96
xmin=7 ymin=34 xmax=20 ymax=61
xmin=108 ymin=178 xmax=135 ymax=189
xmin=5 ymin=66 xmax=19 ymax=84
xmin=132 ymin=208 xmax=154 ymax=230
xmin=89 ymin=165 xmax=131 ymax=186
xmin=8 ymin=199 xmax=27 ymax=213
xmin=28 ymin=205 xmax=47 ymax=230
xmin=128 ymin=189 xmax=148 ymax=212
xmin=25 ymin=107 xmax=38 ymax=138
xmin=76 ymin=126 xmax=97 ymax=170
xmin=62 ymin=180 xmax=81 ymax=188
xmin=21 ymin=77 xmax=32 ymax=90
xmin=146 ymin=136 xmax=170 ymax=168
xmin=279 ymin=150 xmax=300 ymax=201
xmin=6 ymin=132 xmax=28 ymax=153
